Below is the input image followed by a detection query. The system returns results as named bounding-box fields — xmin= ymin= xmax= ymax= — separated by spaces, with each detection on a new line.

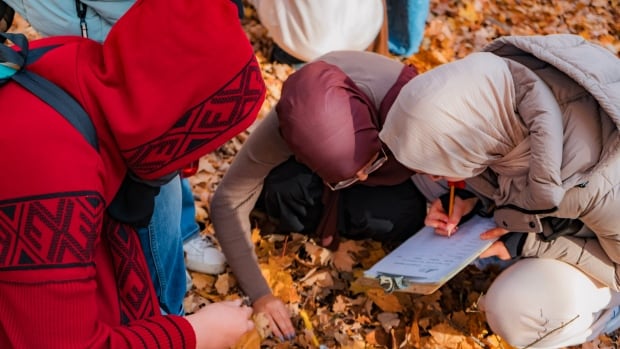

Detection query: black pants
xmin=254 ymin=157 xmax=427 ymax=246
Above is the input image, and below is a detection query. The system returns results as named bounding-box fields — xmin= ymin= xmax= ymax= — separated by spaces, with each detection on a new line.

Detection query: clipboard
xmin=364 ymin=215 xmax=497 ymax=294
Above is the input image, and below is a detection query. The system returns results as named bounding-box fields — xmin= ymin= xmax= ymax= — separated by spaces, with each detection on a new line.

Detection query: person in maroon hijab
xmin=0 ymin=0 xmax=265 ymax=347
xmin=210 ymin=50 xmax=428 ymax=340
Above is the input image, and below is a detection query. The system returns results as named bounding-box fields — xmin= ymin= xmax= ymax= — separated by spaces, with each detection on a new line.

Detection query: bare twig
xmin=523 ymin=314 xmax=580 ymax=349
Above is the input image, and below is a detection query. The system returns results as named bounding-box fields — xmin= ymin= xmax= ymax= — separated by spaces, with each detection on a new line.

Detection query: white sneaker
xmin=604 ymin=305 xmax=620 ymax=334
xmin=183 ymin=235 xmax=226 ymax=275
xmin=185 ymin=269 xmax=193 ymax=291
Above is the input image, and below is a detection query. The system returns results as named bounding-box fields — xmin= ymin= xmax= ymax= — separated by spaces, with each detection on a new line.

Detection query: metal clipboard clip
xmin=378 ymin=275 xmax=409 ymax=293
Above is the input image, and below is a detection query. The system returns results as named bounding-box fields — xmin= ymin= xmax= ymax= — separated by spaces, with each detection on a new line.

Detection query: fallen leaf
xmin=428 ymin=322 xmax=469 ymax=349
xmin=190 ymin=272 xmax=215 ymax=290
xmin=300 ymin=269 xmax=334 ymax=288
xmin=253 ymin=312 xmax=271 ymax=339
xmin=303 ymin=242 xmax=331 ymax=266
xmin=377 ymin=312 xmax=400 ymax=333
xmin=366 ymin=288 xmax=403 ymax=313
xmin=232 ymin=329 xmax=261 ymax=349
xmin=330 ymin=239 xmax=364 ymax=272
xmin=215 ymin=273 xmax=233 ymax=295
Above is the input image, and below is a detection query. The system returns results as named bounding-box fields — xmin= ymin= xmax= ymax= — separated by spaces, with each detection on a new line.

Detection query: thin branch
xmin=523 ymin=314 xmax=580 ymax=349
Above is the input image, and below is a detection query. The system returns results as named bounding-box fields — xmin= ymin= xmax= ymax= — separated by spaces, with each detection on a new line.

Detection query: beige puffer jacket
xmin=479 ymin=35 xmax=620 ymax=289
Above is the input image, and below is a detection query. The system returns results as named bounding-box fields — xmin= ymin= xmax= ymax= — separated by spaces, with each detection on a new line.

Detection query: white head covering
xmin=380 ymin=52 xmax=530 ymax=179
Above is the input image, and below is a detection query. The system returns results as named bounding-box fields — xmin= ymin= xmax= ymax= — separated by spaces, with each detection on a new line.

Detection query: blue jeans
xmin=180 ymin=178 xmax=200 ymax=241
xmin=137 ymin=176 xmax=199 ymax=315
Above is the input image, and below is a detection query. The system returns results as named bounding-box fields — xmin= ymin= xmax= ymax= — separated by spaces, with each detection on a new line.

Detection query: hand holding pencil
xmin=423 ymin=180 xmax=468 ymax=237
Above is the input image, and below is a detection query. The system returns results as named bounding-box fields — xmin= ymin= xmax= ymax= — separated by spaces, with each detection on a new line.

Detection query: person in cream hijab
xmin=380 ymin=34 xmax=620 ymax=348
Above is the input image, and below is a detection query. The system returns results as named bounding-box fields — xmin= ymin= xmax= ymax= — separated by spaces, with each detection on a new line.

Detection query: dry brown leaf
xmin=458 ymin=0 xmax=482 ymax=24
xmin=232 ymin=328 xmax=261 ymax=349
xmin=182 ymin=293 xmax=208 ymax=315
xmin=194 ymin=206 xmax=209 ymax=224
xmin=250 ymin=226 xmax=262 ymax=245
xmin=364 ymin=328 xmax=389 ymax=347
xmin=260 ymin=258 xmax=300 ymax=303
xmin=366 ymin=288 xmax=404 ymax=313
xmin=331 ymin=295 xmax=348 ymax=313
xmin=330 ymin=239 xmax=364 ymax=272
xmin=407 ymin=304 xmax=423 ymax=347
xmin=483 ymin=333 xmax=516 ymax=349
xmin=253 ymin=312 xmax=271 ymax=339
xmin=377 ymin=312 xmax=400 ymax=333
xmin=339 ymin=340 xmax=367 ymax=349
xmin=300 ymin=269 xmax=334 ymax=288
xmin=303 ymin=242 xmax=331 ymax=266
xmin=334 ymin=331 xmax=366 ymax=349
xmin=190 ymin=272 xmax=215 ymax=290
xmin=348 ymin=269 xmax=381 ymax=295
xmin=214 ymin=273 xmax=233 ymax=295
xmin=428 ymin=322 xmax=480 ymax=349
xmin=357 ymin=240 xmax=386 ymax=269
xmin=197 ymin=157 xmax=217 ymax=173
xmin=355 ymin=313 xmax=372 ymax=325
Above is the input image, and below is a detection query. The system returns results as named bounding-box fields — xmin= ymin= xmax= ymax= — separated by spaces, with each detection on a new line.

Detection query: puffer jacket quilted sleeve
xmin=483 ymin=34 xmax=620 ymax=290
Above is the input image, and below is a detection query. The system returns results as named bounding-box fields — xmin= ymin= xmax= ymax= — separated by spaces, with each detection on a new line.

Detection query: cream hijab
xmin=380 ymin=52 xmax=535 ymax=206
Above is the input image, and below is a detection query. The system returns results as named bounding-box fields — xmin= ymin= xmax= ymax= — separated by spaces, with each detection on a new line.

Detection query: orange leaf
xmin=331 ymin=239 xmax=364 ymax=272
xmin=366 ymin=288 xmax=403 ymax=313
xmin=232 ymin=328 xmax=261 ymax=349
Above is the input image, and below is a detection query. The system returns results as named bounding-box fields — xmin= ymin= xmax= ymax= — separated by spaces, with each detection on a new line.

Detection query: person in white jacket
xmin=249 ymin=0 xmax=385 ymax=63
xmin=380 ymin=34 xmax=620 ymax=348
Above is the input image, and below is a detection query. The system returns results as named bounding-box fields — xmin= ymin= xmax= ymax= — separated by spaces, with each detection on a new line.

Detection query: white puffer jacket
xmin=249 ymin=0 xmax=384 ymax=62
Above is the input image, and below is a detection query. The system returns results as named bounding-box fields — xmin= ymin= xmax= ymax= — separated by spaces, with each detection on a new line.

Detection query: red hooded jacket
xmin=0 ymin=0 xmax=265 ymax=347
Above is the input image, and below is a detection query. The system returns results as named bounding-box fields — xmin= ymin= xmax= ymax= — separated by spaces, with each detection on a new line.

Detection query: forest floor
xmin=185 ymin=1 xmax=619 ymax=348
xmin=9 ymin=0 xmax=620 ymax=348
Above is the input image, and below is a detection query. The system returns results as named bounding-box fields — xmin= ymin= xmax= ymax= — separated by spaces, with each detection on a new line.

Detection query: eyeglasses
xmin=325 ymin=148 xmax=388 ymax=191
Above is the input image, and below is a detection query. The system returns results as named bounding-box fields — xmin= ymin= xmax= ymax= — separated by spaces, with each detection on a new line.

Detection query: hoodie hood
xmin=80 ymin=0 xmax=266 ymax=181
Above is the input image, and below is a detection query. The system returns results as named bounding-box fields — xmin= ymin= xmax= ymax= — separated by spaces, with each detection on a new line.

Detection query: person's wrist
xmin=251 ymin=293 xmax=274 ymax=308
xmin=499 ymin=232 xmax=527 ymax=258
xmin=464 ymin=197 xmax=479 ymax=214
xmin=184 ymin=313 xmax=206 ymax=349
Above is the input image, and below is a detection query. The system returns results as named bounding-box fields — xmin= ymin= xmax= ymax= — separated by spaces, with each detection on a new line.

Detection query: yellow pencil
xmin=299 ymin=310 xmax=320 ymax=347
xmin=448 ymin=184 xmax=455 ymax=237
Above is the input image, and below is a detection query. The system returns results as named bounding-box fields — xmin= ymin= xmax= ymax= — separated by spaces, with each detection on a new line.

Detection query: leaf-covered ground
xmin=10 ymin=1 xmax=619 ymax=348
xmin=187 ymin=1 xmax=619 ymax=349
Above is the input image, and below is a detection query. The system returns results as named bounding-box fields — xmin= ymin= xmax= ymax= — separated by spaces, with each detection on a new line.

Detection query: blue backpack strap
xmin=0 ymin=32 xmax=99 ymax=150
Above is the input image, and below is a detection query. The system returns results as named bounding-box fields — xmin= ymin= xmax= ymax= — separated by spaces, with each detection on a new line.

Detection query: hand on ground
xmin=186 ymin=299 xmax=254 ymax=349
xmin=252 ymin=294 xmax=295 ymax=341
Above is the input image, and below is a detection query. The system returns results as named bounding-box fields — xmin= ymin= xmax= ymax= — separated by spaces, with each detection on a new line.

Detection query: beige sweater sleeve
xmin=211 ymin=109 xmax=293 ymax=301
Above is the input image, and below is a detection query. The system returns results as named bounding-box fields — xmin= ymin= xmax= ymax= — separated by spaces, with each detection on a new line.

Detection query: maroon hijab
xmin=276 ymin=60 xmax=418 ymax=248
xmin=277 ymin=61 xmax=378 ymax=183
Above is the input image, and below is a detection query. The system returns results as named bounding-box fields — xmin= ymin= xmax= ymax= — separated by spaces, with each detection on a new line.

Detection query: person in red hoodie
xmin=0 ymin=0 xmax=266 ymax=347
